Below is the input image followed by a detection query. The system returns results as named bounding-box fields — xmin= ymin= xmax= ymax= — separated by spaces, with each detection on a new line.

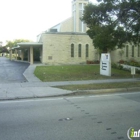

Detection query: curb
xmin=1 ymin=87 xmax=139 ymax=101
xmin=23 ymin=65 xmax=42 ymax=82
xmin=0 ymin=93 xmax=74 ymax=101
xmin=71 ymin=87 xmax=140 ymax=95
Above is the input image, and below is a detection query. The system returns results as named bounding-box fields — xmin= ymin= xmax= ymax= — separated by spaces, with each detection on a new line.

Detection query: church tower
xmin=72 ymin=0 xmax=89 ymax=33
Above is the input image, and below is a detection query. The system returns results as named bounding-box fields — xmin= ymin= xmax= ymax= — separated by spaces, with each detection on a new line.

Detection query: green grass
xmin=55 ymin=82 xmax=140 ymax=90
xmin=34 ymin=65 xmax=140 ymax=82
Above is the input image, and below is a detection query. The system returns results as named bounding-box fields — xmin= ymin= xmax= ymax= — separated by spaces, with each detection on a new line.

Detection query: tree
xmin=5 ymin=39 xmax=31 ymax=48
xmin=81 ymin=0 xmax=140 ymax=52
xmin=117 ymin=0 xmax=140 ymax=44
xmin=98 ymin=0 xmax=140 ymax=44
xmin=81 ymin=3 xmax=125 ymax=53
xmin=5 ymin=39 xmax=32 ymax=59
xmin=0 ymin=47 xmax=9 ymax=53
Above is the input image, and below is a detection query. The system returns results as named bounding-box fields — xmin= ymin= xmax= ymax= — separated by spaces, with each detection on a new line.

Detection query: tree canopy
xmin=0 ymin=47 xmax=9 ymax=53
xmin=81 ymin=0 xmax=140 ymax=52
xmin=5 ymin=39 xmax=31 ymax=48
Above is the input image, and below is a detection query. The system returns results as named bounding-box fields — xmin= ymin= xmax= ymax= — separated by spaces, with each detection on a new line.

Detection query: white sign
xmin=100 ymin=53 xmax=111 ymax=76
xmin=131 ymin=67 xmax=135 ymax=75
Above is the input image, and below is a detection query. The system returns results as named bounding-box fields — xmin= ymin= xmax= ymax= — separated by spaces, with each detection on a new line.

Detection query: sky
xmin=0 ymin=0 xmax=97 ymax=45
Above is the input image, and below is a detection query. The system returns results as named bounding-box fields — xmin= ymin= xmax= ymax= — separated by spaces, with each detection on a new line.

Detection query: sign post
xmin=131 ymin=67 xmax=135 ymax=78
xmin=100 ymin=53 xmax=111 ymax=76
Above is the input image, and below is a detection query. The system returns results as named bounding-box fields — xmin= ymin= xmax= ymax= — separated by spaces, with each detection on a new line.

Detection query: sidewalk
xmin=0 ymin=64 xmax=140 ymax=100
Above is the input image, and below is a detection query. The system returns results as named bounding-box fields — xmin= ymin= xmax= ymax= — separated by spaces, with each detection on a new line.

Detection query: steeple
xmin=72 ymin=0 xmax=89 ymax=32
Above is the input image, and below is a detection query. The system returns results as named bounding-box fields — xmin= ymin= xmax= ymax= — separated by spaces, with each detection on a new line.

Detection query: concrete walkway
xmin=0 ymin=57 xmax=140 ymax=100
xmin=23 ymin=64 xmax=42 ymax=82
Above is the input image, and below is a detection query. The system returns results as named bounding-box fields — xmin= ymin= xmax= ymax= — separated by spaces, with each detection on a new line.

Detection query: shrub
xmin=17 ymin=57 xmax=21 ymax=60
xmin=87 ymin=60 xmax=100 ymax=64
xmin=112 ymin=63 xmax=123 ymax=70
xmin=126 ymin=59 xmax=140 ymax=67
xmin=136 ymin=69 xmax=140 ymax=74
xmin=111 ymin=63 xmax=118 ymax=69
xmin=118 ymin=65 xmax=123 ymax=70
xmin=118 ymin=60 xmax=125 ymax=64
xmin=93 ymin=60 xmax=100 ymax=64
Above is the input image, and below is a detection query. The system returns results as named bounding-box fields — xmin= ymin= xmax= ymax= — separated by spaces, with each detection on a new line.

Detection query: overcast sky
xmin=0 ymin=0 xmax=97 ymax=44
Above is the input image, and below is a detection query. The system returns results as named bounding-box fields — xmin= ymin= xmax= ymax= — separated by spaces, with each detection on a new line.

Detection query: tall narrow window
xmin=71 ymin=44 xmax=74 ymax=57
xmin=86 ymin=44 xmax=89 ymax=57
xmin=126 ymin=45 xmax=128 ymax=57
xmin=78 ymin=44 xmax=82 ymax=57
xmin=132 ymin=45 xmax=134 ymax=57
xmin=138 ymin=45 xmax=140 ymax=57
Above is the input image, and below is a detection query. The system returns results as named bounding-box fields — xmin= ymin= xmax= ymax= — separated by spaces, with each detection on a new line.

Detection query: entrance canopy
xmin=12 ymin=42 xmax=43 ymax=50
xmin=16 ymin=42 xmax=42 ymax=49
xmin=11 ymin=42 xmax=43 ymax=64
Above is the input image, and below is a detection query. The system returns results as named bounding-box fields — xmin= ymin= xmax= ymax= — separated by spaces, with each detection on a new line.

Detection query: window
xmin=79 ymin=3 xmax=82 ymax=10
xmin=73 ymin=11 xmax=76 ymax=32
xmin=78 ymin=44 xmax=82 ymax=57
xmin=71 ymin=44 xmax=74 ymax=57
xmin=79 ymin=3 xmax=84 ymax=32
xmin=79 ymin=10 xmax=82 ymax=32
xmin=126 ymin=45 xmax=128 ymax=57
xmin=86 ymin=44 xmax=89 ymax=57
xmin=132 ymin=45 xmax=134 ymax=57
xmin=138 ymin=45 xmax=140 ymax=57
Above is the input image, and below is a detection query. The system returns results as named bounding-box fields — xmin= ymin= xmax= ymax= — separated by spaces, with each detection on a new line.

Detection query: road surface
xmin=0 ymin=92 xmax=140 ymax=140
xmin=0 ymin=57 xmax=29 ymax=83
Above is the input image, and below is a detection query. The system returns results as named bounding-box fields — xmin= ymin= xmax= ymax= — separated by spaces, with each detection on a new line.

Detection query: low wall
xmin=121 ymin=64 xmax=140 ymax=70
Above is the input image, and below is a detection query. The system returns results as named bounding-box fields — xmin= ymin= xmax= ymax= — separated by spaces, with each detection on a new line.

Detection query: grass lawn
xmin=34 ymin=65 xmax=140 ymax=82
xmin=55 ymin=82 xmax=140 ymax=91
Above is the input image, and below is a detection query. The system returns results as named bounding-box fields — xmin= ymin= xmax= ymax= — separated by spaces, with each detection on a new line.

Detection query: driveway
xmin=0 ymin=57 xmax=29 ymax=83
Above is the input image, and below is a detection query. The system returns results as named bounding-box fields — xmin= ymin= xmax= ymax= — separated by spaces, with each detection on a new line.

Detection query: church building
xmin=11 ymin=0 xmax=140 ymax=64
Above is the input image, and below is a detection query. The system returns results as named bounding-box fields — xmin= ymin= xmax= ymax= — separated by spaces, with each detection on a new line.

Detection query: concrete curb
xmin=23 ymin=65 xmax=42 ymax=82
xmin=0 ymin=87 xmax=139 ymax=101
xmin=71 ymin=87 xmax=140 ymax=95
xmin=0 ymin=92 xmax=73 ymax=101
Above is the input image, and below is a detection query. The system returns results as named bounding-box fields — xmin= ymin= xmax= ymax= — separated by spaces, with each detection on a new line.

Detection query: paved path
xmin=0 ymin=57 xmax=29 ymax=83
xmin=0 ymin=57 xmax=73 ymax=100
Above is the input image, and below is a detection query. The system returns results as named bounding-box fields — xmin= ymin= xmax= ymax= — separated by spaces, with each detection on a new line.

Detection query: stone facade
xmin=40 ymin=32 xmax=97 ymax=65
xmin=111 ymin=44 xmax=140 ymax=63
xmin=60 ymin=18 xmax=73 ymax=32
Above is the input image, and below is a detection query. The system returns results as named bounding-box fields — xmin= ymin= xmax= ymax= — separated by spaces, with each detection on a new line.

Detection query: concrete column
xmin=15 ymin=49 xmax=17 ymax=60
xmin=41 ymin=46 xmax=44 ymax=63
xmin=40 ymin=47 xmax=42 ymax=63
xmin=21 ymin=50 xmax=24 ymax=61
xmin=28 ymin=49 xmax=30 ymax=62
xmin=30 ymin=46 xmax=33 ymax=64
xmin=10 ymin=50 xmax=12 ymax=60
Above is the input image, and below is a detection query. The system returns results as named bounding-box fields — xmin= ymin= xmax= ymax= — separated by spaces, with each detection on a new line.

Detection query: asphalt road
xmin=0 ymin=57 xmax=29 ymax=83
xmin=0 ymin=92 xmax=140 ymax=140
